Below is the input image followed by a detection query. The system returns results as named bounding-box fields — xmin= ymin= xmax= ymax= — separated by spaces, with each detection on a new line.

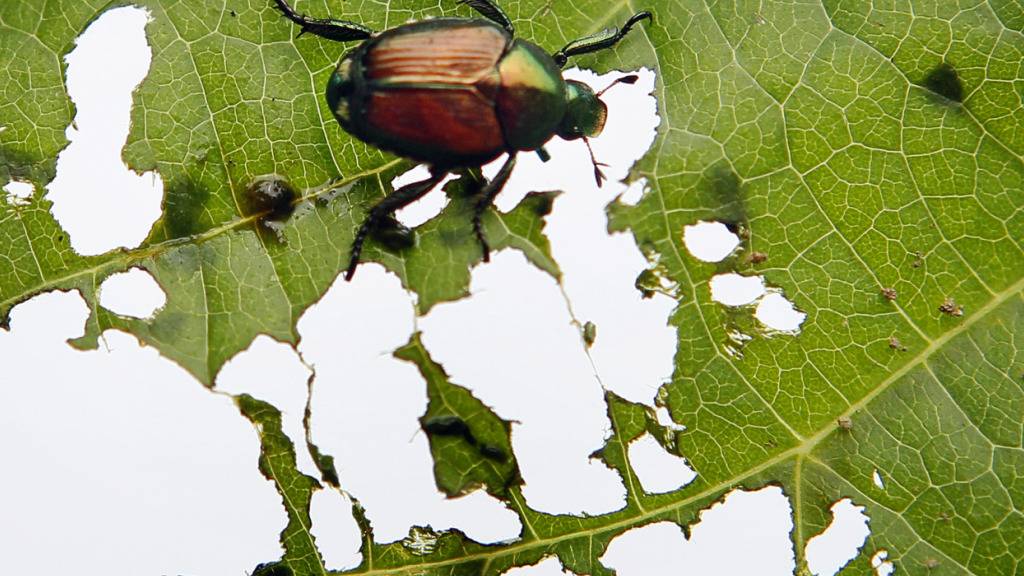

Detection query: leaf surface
xmin=1 ymin=1 xmax=1023 ymax=574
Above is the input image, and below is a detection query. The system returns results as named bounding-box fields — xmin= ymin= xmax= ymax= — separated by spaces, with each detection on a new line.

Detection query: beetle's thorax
xmin=493 ymin=39 xmax=567 ymax=151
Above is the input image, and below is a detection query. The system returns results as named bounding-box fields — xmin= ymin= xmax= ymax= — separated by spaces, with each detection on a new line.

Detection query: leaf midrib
xmin=0 ymin=160 xmax=402 ymax=312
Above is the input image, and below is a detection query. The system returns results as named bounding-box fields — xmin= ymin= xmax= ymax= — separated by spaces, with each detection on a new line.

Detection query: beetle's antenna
xmin=598 ymin=74 xmax=639 ymax=97
xmin=584 ymin=138 xmax=609 ymax=187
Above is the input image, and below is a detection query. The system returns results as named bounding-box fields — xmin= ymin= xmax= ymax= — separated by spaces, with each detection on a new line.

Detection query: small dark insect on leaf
xmin=881 ymin=287 xmax=898 ymax=301
xmin=939 ymin=297 xmax=964 ymax=317
xmin=837 ymin=416 xmax=853 ymax=430
xmin=748 ymin=251 xmax=767 ymax=264
xmin=888 ymin=336 xmax=907 ymax=351
xmin=910 ymin=251 xmax=924 ymax=268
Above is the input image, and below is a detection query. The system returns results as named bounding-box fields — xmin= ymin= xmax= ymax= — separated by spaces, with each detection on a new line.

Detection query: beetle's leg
xmin=346 ymin=169 xmax=449 ymax=281
xmin=472 ymin=154 xmax=517 ymax=263
xmin=274 ymin=0 xmax=375 ymax=42
xmin=457 ymin=0 xmax=514 ymax=35
xmin=552 ymin=11 xmax=652 ymax=68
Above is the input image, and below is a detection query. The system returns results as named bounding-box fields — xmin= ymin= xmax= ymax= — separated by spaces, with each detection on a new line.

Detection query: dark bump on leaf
xmin=423 ymin=415 xmax=477 ymax=444
xmin=245 ymin=175 xmax=298 ymax=244
xmin=479 ymin=444 xmax=508 ymax=461
xmin=251 ymin=562 xmax=293 ymax=576
xmin=245 ymin=175 xmax=296 ymax=221
xmin=921 ymin=62 xmax=964 ymax=103
xmin=163 ymin=177 xmax=210 ymax=238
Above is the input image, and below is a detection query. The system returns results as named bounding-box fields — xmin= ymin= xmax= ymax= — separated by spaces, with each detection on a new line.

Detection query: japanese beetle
xmin=274 ymin=0 xmax=651 ymax=279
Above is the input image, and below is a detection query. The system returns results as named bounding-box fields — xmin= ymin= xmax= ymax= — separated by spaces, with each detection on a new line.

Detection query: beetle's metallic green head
xmin=556 ymin=75 xmax=640 ymax=186
xmin=556 ymin=80 xmax=607 ymax=141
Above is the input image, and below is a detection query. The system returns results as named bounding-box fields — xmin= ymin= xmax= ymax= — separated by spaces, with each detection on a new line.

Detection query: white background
xmin=0 ymin=7 xmax=882 ymax=576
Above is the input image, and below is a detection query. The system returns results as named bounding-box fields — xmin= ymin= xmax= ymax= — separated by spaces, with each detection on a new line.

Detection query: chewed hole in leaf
xmin=627 ymin=433 xmax=697 ymax=493
xmin=683 ymin=221 xmax=742 ymax=262
xmin=44 ymin=6 xmax=162 ymax=256
xmin=479 ymin=67 xmax=675 ymax=407
xmin=872 ymin=469 xmax=885 ymax=490
xmin=618 ymin=177 xmax=649 ymax=206
xmin=755 ymin=292 xmax=806 ymax=332
xmin=3 ymin=180 xmax=33 ymax=206
xmin=98 ymin=267 xmax=166 ymax=319
xmin=0 ymin=292 xmax=283 ymax=574
xmin=299 ymin=264 xmax=522 ymax=543
xmin=871 ymin=550 xmax=895 ymax=576
xmin=655 ymin=405 xmax=687 ymax=432
xmin=215 ymin=336 xmax=319 ymax=479
xmin=804 ymin=498 xmax=871 ymax=576
xmin=419 ymin=252 xmax=627 ymax=515
xmin=392 ymin=165 xmax=454 ymax=228
xmin=710 ymin=273 xmax=766 ymax=306
xmin=601 ymin=487 xmax=795 ymax=575
xmin=309 ymin=490 xmax=362 ymax=571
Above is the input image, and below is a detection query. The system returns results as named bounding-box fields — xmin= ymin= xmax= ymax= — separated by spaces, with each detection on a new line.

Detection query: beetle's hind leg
xmin=472 ymin=154 xmax=517 ymax=263
xmin=274 ymin=0 xmax=375 ymax=42
xmin=346 ymin=169 xmax=449 ymax=281
xmin=457 ymin=0 xmax=514 ymax=35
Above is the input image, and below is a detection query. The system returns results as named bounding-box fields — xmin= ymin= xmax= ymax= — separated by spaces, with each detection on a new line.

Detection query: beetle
xmin=274 ymin=0 xmax=651 ymax=280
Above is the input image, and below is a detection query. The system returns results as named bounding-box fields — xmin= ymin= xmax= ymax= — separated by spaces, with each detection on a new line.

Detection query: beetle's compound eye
xmin=326 ymin=54 xmax=356 ymax=123
xmin=557 ymin=80 xmax=607 ymax=141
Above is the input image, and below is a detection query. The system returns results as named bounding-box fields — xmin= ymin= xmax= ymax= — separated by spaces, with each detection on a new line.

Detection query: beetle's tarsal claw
xmin=583 ymin=138 xmax=608 ymax=187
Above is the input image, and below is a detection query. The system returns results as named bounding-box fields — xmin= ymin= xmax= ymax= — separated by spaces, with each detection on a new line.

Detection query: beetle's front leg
xmin=274 ymin=0 xmax=375 ymax=42
xmin=472 ymin=154 xmax=517 ymax=263
xmin=346 ymin=169 xmax=449 ymax=281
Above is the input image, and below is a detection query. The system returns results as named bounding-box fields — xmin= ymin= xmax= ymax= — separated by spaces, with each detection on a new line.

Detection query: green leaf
xmin=2 ymin=0 xmax=1023 ymax=575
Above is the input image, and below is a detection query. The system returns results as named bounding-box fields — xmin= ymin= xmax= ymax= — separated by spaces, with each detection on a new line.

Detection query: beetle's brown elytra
xmin=273 ymin=0 xmax=652 ymax=280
